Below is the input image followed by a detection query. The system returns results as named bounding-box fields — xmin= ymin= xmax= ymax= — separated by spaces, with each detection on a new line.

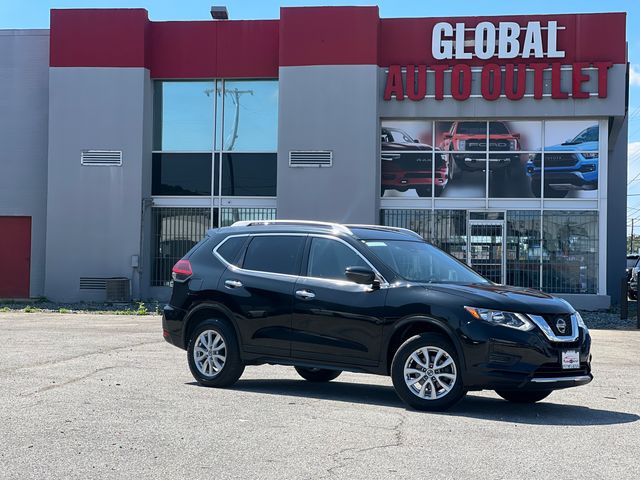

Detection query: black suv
xmin=162 ymin=220 xmax=592 ymax=411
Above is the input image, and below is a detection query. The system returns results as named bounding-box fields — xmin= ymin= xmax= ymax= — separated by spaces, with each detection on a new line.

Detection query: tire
xmin=449 ymin=152 xmax=462 ymax=179
xmin=629 ymin=290 xmax=637 ymax=301
xmin=495 ymin=390 xmax=552 ymax=403
xmin=543 ymin=186 xmax=569 ymax=198
xmin=294 ymin=366 xmax=341 ymax=382
xmin=391 ymin=333 xmax=466 ymax=411
xmin=187 ymin=319 xmax=244 ymax=388
xmin=415 ymin=186 xmax=432 ymax=198
xmin=531 ymin=181 xmax=542 ymax=198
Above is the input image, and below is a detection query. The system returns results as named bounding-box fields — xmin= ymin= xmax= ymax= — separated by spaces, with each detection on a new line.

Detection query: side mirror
xmin=413 ymin=139 xmax=420 ymax=143
xmin=512 ymin=133 xmax=521 ymax=139
xmin=443 ymin=132 xmax=453 ymax=139
xmin=345 ymin=266 xmax=377 ymax=286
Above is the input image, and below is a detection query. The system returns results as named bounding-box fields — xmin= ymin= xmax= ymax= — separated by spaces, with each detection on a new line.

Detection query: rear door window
xmin=216 ymin=236 xmax=247 ymax=266
xmin=242 ymin=236 xmax=305 ymax=275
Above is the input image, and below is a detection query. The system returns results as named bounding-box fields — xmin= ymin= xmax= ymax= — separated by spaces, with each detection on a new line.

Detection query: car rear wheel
xmin=187 ymin=319 xmax=244 ymax=388
xmin=391 ymin=333 xmax=466 ymax=411
xmin=495 ymin=390 xmax=552 ymax=403
xmin=295 ymin=367 xmax=341 ymax=382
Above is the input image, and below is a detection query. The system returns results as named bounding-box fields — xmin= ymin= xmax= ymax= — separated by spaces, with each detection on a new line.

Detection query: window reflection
xmin=154 ymin=81 xmax=215 ymax=151
xmin=222 ymin=80 xmax=278 ymax=151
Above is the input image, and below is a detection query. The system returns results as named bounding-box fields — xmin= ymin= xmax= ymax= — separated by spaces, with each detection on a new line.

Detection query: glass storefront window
xmin=436 ymin=121 xmax=486 ymax=198
xmin=382 ymin=208 xmax=599 ymax=294
xmin=153 ymin=81 xmax=215 ymax=152
xmin=381 ymin=119 xmax=601 ymax=200
xmin=152 ymin=79 xmax=279 ymax=197
xmin=222 ymin=80 xmax=278 ymax=151
xmin=542 ymin=211 xmax=598 ymax=294
xmin=506 ymin=211 xmax=541 ymax=289
xmin=539 ymin=121 xmax=599 ymax=199
xmin=221 ymin=153 xmax=277 ymax=196
xmin=152 ymin=153 xmax=214 ymax=196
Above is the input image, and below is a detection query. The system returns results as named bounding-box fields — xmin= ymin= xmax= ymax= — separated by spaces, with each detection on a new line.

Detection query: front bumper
xmin=460 ymin=320 xmax=592 ymax=391
xmin=527 ymin=169 xmax=598 ymax=191
xmin=453 ymin=153 xmax=517 ymax=171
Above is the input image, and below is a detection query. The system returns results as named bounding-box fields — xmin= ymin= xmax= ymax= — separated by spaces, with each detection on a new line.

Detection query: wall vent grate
xmin=289 ymin=150 xmax=333 ymax=168
xmin=79 ymin=277 xmax=108 ymax=290
xmin=81 ymin=150 xmax=123 ymax=166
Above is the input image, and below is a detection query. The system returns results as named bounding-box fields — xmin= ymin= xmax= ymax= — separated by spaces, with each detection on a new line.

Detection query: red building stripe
xmin=49 ymin=8 xmax=626 ymax=77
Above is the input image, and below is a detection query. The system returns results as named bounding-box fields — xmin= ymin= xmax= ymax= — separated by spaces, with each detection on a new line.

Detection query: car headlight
xmin=457 ymin=140 xmax=466 ymax=150
xmin=574 ymin=311 xmax=588 ymax=332
xmin=509 ymin=139 xmax=518 ymax=150
xmin=581 ymin=152 xmax=599 ymax=159
xmin=465 ymin=307 xmax=535 ymax=331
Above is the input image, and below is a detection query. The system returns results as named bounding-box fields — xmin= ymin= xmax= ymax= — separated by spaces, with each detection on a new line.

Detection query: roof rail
xmin=231 ymin=219 xmax=353 ymax=235
xmin=345 ymin=224 xmax=424 ymax=240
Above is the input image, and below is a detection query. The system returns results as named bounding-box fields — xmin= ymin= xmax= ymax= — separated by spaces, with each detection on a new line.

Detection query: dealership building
xmin=0 ymin=7 xmax=629 ymax=308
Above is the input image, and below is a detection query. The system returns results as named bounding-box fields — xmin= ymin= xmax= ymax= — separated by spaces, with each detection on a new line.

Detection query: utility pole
xmin=632 ymin=218 xmax=635 ymax=254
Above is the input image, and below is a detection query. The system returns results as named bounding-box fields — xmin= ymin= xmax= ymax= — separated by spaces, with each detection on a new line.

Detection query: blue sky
xmin=2 ymin=0 xmax=639 ymax=227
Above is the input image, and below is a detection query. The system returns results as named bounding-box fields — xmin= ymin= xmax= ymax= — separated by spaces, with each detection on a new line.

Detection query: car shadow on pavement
xmin=190 ymin=379 xmax=639 ymax=426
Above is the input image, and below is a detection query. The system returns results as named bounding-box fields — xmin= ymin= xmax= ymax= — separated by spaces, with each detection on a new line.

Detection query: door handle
xmin=295 ymin=289 xmax=315 ymax=300
xmin=224 ymin=279 xmax=243 ymax=289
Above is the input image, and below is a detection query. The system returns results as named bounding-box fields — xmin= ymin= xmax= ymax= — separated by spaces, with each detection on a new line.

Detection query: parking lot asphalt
xmin=0 ymin=313 xmax=638 ymax=480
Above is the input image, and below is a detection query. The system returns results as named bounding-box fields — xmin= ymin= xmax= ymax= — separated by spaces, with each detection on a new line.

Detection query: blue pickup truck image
xmin=526 ymin=125 xmax=599 ymax=198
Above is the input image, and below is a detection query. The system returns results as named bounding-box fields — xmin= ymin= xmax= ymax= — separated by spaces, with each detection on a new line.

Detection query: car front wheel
xmin=295 ymin=367 xmax=341 ymax=382
xmin=187 ymin=319 xmax=244 ymax=388
xmin=391 ymin=333 xmax=466 ymax=411
xmin=495 ymin=390 xmax=552 ymax=403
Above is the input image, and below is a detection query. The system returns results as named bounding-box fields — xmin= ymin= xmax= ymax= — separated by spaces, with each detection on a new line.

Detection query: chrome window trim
xmin=213 ymin=233 xmax=306 ymax=281
xmin=212 ymin=232 xmax=389 ymax=287
xmin=528 ymin=313 xmax=580 ymax=342
xmin=303 ymin=234 xmax=389 ymax=288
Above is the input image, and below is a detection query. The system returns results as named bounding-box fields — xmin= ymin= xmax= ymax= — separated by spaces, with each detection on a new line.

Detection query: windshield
xmin=454 ymin=122 xmax=509 ymax=135
xmin=385 ymin=129 xmax=415 ymax=144
xmin=364 ymin=240 xmax=490 ymax=284
xmin=566 ymin=126 xmax=598 ymax=144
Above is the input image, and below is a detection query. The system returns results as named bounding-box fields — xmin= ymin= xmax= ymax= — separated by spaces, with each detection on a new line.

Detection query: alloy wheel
xmin=193 ymin=329 xmax=226 ymax=377
xmin=403 ymin=346 xmax=457 ymax=400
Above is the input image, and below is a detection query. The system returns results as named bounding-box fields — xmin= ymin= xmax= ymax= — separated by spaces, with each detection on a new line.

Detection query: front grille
xmin=543 ymin=153 xmax=578 ymax=168
xmin=405 ymin=172 xmax=431 ymax=178
xmin=534 ymin=362 xmax=590 ymax=378
xmin=465 ymin=140 xmax=510 ymax=151
xmin=542 ymin=313 xmax=574 ymax=337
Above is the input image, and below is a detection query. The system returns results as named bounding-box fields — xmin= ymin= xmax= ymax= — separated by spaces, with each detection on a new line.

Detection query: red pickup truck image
xmin=381 ymin=127 xmax=448 ymax=197
xmin=439 ymin=121 xmax=520 ymax=180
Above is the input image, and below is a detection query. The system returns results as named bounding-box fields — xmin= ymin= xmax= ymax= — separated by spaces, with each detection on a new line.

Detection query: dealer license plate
xmin=561 ymin=350 xmax=580 ymax=370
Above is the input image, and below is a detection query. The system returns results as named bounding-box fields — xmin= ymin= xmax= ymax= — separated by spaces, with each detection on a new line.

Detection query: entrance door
xmin=467 ymin=219 xmax=505 ymax=284
xmin=0 ymin=216 xmax=31 ymax=298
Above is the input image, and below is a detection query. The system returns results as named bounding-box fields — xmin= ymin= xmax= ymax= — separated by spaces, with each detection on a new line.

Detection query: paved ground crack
xmin=0 ymin=340 xmax=163 ymax=374
xmin=20 ymin=366 xmax=120 ymax=397
xmin=323 ymin=411 xmax=407 ymax=478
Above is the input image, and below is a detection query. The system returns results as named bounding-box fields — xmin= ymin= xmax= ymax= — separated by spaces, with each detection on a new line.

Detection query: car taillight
xmin=172 ymin=259 xmax=193 ymax=283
